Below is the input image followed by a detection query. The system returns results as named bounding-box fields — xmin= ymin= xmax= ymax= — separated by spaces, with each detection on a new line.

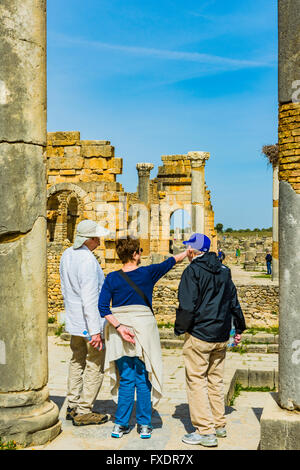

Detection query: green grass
xmin=55 ymin=323 xmax=65 ymax=336
xmin=229 ymin=383 xmax=243 ymax=406
xmin=245 ymin=326 xmax=279 ymax=336
xmin=228 ymin=345 xmax=248 ymax=354
xmin=0 ymin=438 xmax=18 ymax=450
xmin=48 ymin=317 xmax=56 ymax=324
xmin=229 ymin=383 xmax=276 ymax=406
xmin=252 ymin=274 xmax=272 ymax=279
xmin=157 ymin=322 xmax=174 ymax=329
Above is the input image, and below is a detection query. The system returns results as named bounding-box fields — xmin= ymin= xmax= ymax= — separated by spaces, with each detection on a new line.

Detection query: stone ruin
xmin=218 ymin=235 xmax=273 ymax=272
xmin=1 ymin=0 xmax=300 ymax=450
xmin=46 ymin=131 xmax=217 ymax=319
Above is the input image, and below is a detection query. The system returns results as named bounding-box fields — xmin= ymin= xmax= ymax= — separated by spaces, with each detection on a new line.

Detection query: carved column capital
xmin=188 ymin=151 xmax=210 ymax=168
xmin=136 ymin=162 xmax=154 ymax=177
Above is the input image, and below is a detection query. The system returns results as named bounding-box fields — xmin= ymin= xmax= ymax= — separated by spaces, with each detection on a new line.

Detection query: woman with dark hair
xmin=98 ymin=237 xmax=190 ymax=439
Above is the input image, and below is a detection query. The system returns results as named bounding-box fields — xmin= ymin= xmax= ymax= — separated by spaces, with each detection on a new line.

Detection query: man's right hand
xmin=234 ymin=333 xmax=242 ymax=345
xmin=89 ymin=333 xmax=103 ymax=350
xmin=117 ymin=325 xmax=136 ymax=344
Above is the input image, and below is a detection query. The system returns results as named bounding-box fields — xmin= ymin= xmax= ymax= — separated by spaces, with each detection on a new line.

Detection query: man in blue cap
xmin=175 ymin=233 xmax=246 ymax=448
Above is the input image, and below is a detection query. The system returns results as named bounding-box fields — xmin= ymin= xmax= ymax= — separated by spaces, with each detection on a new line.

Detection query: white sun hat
xmin=73 ymin=220 xmax=110 ymax=249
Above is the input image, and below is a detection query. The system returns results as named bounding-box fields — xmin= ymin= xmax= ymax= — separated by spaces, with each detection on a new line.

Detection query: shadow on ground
xmin=50 ymin=396 xmax=163 ymax=430
xmin=173 ymin=404 xmax=237 ymax=433
xmin=252 ymin=407 xmax=263 ymax=422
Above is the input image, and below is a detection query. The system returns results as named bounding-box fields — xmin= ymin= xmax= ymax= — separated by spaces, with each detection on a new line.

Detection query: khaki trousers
xmin=183 ymin=333 xmax=227 ymax=435
xmin=67 ymin=336 xmax=105 ymax=414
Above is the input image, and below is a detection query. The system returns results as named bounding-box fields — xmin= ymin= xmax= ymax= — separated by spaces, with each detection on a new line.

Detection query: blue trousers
xmin=267 ymin=261 xmax=272 ymax=275
xmin=115 ymin=356 xmax=152 ymax=427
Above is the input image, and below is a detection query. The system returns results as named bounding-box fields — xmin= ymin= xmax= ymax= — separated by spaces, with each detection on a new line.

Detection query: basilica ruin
xmin=46 ymin=131 xmax=217 ymax=319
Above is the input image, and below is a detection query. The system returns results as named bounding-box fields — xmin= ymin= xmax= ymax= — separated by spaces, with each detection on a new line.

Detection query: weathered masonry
xmin=46 ymin=132 xmax=216 ymax=319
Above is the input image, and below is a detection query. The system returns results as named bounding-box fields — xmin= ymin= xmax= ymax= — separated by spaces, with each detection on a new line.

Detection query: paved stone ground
xmin=28 ymin=337 xmax=278 ymax=450
xmin=228 ymin=264 xmax=277 ymax=286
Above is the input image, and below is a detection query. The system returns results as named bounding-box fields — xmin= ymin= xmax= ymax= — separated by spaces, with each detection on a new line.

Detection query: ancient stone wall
xmin=218 ymin=233 xmax=273 ymax=269
xmin=153 ymin=280 xmax=279 ymax=328
xmin=47 ymin=131 xmax=122 ymax=185
xmin=46 ymin=132 xmax=217 ymax=320
xmin=278 ymin=102 xmax=300 ymax=193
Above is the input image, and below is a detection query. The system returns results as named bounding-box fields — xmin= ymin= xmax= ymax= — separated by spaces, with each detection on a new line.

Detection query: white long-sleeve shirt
xmin=59 ymin=245 xmax=106 ymax=337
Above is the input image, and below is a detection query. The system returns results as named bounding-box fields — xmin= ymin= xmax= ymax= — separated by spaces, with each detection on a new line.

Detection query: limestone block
xmin=80 ymin=140 xmax=110 ymax=145
xmin=267 ymin=344 xmax=279 ymax=353
xmin=47 ymin=157 xmax=84 ymax=170
xmin=48 ymin=131 xmax=80 ymax=143
xmin=248 ymin=369 xmax=275 ymax=389
xmin=64 ymin=146 xmax=81 ymax=158
xmin=0 ymin=143 xmax=46 ymax=236
xmin=99 ymin=191 xmax=120 ymax=202
xmin=107 ymin=158 xmax=123 ymax=174
xmin=46 ymin=146 xmax=64 ymax=158
xmin=260 ymin=393 xmax=300 ymax=450
xmin=236 ymin=368 xmax=249 ymax=388
xmin=60 ymin=170 xmax=76 ymax=176
xmin=250 ymin=334 xmax=275 ymax=344
xmin=105 ymin=249 xmax=116 ymax=260
xmin=81 ymin=145 xmax=114 ymax=158
xmin=84 ymin=157 xmax=108 ymax=170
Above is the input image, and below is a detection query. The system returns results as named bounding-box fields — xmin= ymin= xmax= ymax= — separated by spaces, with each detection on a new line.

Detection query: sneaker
xmin=111 ymin=424 xmax=130 ymax=438
xmin=182 ymin=432 xmax=218 ymax=447
xmin=66 ymin=407 xmax=77 ymax=421
xmin=216 ymin=427 xmax=227 ymax=438
xmin=72 ymin=412 xmax=110 ymax=426
xmin=137 ymin=424 xmax=153 ymax=439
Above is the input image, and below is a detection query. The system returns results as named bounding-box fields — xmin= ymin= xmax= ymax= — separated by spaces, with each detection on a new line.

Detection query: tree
xmin=225 ymin=228 xmax=233 ymax=233
xmin=215 ymin=223 xmax=223 ymax=233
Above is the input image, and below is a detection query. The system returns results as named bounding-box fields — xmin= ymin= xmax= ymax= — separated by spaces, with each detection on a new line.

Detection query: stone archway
xmin=169 ymin=208 xmax=192 ymax=253
xmin=47 ymin=183 xmax=92 ymax=244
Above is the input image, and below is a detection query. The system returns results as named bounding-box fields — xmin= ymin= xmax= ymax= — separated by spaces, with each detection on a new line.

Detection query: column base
xmin=0 ymin=393 xmax=61 ymax=447
xmin=260 ymin=393 xmax=300 ymax=450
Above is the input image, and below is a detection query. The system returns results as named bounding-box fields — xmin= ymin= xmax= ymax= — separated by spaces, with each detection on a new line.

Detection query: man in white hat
xmin=60 ymin=219 xmax=110 ymax=426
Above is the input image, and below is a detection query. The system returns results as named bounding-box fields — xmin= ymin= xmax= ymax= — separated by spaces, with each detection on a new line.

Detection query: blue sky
xmin=47 ymin=0 xmax=278 ymax=230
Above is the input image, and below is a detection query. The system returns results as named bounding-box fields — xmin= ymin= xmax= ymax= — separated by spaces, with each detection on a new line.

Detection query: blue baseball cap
xmin=183 ymin=233 xmax=211 ymax=252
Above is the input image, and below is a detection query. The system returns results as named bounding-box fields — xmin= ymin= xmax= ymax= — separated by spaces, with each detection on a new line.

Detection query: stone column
xmin=260 ymin=0 xmax=300 ymax=451
xmin=136 ymin=162 xmax=154 ymax=204
xmin=277 ymin=0 xmax=300 ymax=413
xmin=0 ymin=1 xmax=61 ymax=446
xmin=136 ymin=163 xmax=153 ymax=255
xmin=188 ymin=151 xmax=210 ymax=234
xmin=272 ymin=163 xmax=279 ymax=282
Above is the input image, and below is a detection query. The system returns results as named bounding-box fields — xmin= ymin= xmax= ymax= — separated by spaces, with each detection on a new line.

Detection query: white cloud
xmin=51 ymin=32 xmax=275 ymax=72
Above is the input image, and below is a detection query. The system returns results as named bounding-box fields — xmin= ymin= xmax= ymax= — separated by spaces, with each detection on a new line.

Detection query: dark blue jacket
xmin=175 ymin=252 xmax=246 ymax=342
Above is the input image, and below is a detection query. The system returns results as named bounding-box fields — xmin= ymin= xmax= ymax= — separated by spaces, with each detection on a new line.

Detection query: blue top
xmin=98 ymin=257 xmax=176 ymax=317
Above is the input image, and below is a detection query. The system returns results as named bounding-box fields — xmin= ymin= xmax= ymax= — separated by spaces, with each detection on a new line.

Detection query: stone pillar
xmin=188 ymin=151 xmax=210 ymax=234
xmin=136 ymin=163 xmax=153 ymax=255
xmin=136 ymin=162 xmax=154 ymax=204
xmin=260 ymin=0 xmax=300 ymax=450
xmin=0 ymin=1 xmax=61 ymax=446
xmin=277 ymin=0 xmax=300 ymax=413
xmin=272 ymin=164 xmax=279 ymax=282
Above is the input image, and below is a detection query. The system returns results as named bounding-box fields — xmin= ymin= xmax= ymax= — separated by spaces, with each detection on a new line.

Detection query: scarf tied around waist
xmin=104 ymin=304 xmax=163 ymax=407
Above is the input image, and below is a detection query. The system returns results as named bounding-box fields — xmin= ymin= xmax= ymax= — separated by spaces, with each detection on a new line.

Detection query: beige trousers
xmin=67 ymin=336 xmax=105 ymax=414
xmin=183 ymin=333 xmax=228 ymax=435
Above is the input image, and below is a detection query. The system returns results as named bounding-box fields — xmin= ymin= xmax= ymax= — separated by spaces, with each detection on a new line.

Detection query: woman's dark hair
xmin=116 ymin=237 xmax=140 ymax=263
